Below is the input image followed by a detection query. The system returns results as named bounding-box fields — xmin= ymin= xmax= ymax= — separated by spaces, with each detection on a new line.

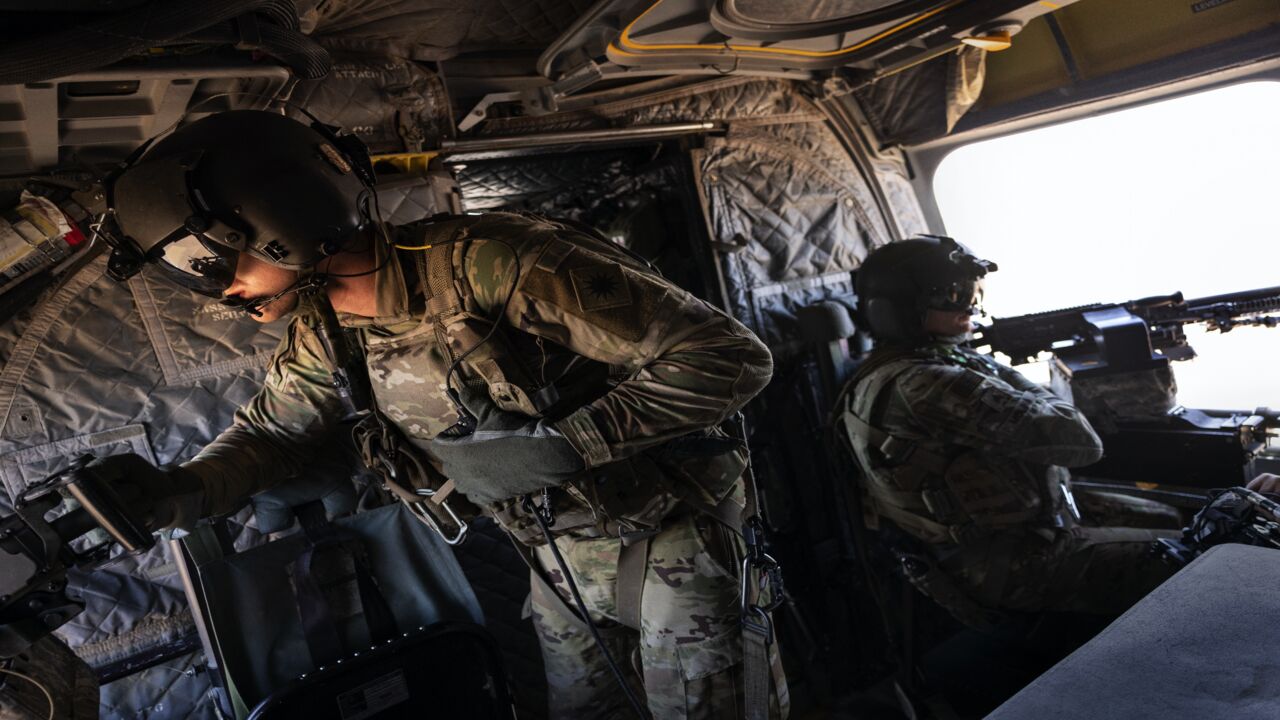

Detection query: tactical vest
xmin=358 ymin=213 xmax=747 ymax=546
xmin=836 ymin=350 xmax=1060 ymax=546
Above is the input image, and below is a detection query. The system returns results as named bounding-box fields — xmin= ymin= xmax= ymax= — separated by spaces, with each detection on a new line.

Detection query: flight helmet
xmin=107 ymin=110 xmax=373 ymax=296
xmin=855 ymin=235 xmax=997 ymax=344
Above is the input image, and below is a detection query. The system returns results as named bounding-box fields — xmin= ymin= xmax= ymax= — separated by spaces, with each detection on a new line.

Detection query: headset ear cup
xmin=864 ymin=298 xmax=902 ymax=340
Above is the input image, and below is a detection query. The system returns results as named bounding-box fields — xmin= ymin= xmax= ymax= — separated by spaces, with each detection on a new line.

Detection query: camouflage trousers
xmin=943 ymin=525 xmax=1179 ymax=615
xmin=0 ymin=636 xmax=98 ymax=720
xmin=531 ymin=513 xmax=789 ymax=719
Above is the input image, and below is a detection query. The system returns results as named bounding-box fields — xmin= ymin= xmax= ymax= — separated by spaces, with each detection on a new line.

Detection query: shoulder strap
xmin=398 ymin=216 xmax=478 ymax=320
xmin=837 ymin=350 xmax=951 ymax=474
xmin=836 ymin=350 xmax=924 ymax=449
xmin=415 ymin=217 xmax=554 ymax=415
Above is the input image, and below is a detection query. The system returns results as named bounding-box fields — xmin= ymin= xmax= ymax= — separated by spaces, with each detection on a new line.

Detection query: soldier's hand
xmin=86 ymin=454 xmax=208 ymax=531
xmin=1247 ymin=473 xmax=1280 ymax=495
xmin=429 ymin=386 xmax=585 ymax=506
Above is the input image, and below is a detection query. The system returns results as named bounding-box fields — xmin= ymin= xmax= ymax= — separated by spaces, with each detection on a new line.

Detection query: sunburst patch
xmin=570 ymin=264 xmax=632 ymax=311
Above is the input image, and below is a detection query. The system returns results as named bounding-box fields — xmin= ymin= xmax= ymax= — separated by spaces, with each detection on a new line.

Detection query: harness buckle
xmin=740 ymin=515 xmax=785 ymax=628
xmin=741 ymin=604 xmax=773 ymax=642
xmin=405 ymin=492 xmax=469 ymax=546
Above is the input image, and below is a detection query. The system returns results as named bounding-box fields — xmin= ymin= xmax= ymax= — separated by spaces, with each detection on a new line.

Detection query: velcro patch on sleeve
xmin=569 ymin=264 xmax=632 ymax=311
xmin=535 ymin=238 xmax=576 ymax=273
xmin=522 ymin=246 xmax=665 ymax=343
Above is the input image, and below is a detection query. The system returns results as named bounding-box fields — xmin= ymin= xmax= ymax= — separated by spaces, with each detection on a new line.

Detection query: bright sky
xmin=933 ymin=81 xmax=1280 ymax=411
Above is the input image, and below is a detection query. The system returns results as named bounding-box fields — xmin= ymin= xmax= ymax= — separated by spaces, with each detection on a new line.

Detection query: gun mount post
xmin=0 ymin=458 xmax=155 ymax=658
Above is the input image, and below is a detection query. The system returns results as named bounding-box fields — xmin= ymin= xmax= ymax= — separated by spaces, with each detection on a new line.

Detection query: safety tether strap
xmin=615 ymin=534 xmax=652 ymax=632
xmin=744 ymin=628 xmax=772 ymax=720
xmin=650 ymin=431 xmax=776 ymax=719
xmin=733 ymin=414 xmax=785 ymax=720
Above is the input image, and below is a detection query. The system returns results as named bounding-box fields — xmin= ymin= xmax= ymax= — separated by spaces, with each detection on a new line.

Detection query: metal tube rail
xmin=440 ymin=121 xmax=718 ymax=154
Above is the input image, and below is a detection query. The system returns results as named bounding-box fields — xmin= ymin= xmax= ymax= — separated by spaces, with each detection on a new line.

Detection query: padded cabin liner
xmin=99 ymin=650 xmax=223 ymax=720
xmin=459 ymin=153 xmax=638 ymax=211
xmin=853 ymin=45 xmax=987 ymax=147
xmin=0 ymin=256 xmax=289 ymax=719
xmin=458 ymin=149 xmax=710 ymax=299
xmin=288 ymin=51 xmax=451 ymax=154
xmin=700 ymin=119 xmax=887 ymax=352
xmin=990 ymin=544 xmax=1280 ymax=720
xmin=306 ymin=0 xmax=596 ymax=60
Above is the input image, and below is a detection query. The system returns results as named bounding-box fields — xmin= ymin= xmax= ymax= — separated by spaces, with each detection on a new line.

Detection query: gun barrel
xmin=1181 ymin=285 xmax=1280 ymax=309
xmin=1149 ymin=285 xmax=1280 ymax=326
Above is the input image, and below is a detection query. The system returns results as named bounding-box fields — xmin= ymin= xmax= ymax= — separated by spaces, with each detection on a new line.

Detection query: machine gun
xmin=973 ymin=285 xmax=1280 ymax=370
xmin=0 ymin=456 xmax=153 ymax=659
xmin=1156 ymin=487 xmax=1280 ymax=566
xmin=972 ymin=287 xmax=1280 ymax=491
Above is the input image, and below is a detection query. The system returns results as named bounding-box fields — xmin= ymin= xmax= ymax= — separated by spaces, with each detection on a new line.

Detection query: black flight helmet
xmin=108 ymin=110 xmax=371 ymax=296
xmin=855 ymin=235 xmax=997 ymax=344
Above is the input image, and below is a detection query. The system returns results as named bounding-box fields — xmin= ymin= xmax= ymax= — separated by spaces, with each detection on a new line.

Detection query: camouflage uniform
xmin=182 ymin=212 xmax=787 ymax=718
xmin=836 ymin=343 xmax=1176 ymax=616
xmin=532 ymin=513 xmax=787 ymax=719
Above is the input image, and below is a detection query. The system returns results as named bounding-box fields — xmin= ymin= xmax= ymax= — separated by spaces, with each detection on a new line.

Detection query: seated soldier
xmin=834 ymin=236 xmax=1177 ymax=619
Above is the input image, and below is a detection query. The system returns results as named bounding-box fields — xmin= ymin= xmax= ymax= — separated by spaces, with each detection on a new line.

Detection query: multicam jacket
xmin=836 ymin=344 xmax=1104 ymax=546
xmin=184 ymin=212 xmax=772 ymax=540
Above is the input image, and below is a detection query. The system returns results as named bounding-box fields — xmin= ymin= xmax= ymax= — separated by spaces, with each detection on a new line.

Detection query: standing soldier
xmin=835 ymin=236 xmax=1176 ymax=621
xmin=100 ymin=110 xmax=788 ymax=719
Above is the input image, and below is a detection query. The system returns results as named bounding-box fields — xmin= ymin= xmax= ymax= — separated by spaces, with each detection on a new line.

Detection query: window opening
xmin=933 ymin=81 xmax=1280 ymax=410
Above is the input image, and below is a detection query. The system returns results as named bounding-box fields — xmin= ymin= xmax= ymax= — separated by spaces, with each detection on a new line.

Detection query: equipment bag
xmin=176 ymin=502 xmax=486 ymax=715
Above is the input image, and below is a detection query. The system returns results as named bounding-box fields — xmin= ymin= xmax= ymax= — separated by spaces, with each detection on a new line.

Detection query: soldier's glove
xmin=429 ymin=387 xmax=585 ymax=506
xmin=86 ymin=454 xmax=207 ymax=531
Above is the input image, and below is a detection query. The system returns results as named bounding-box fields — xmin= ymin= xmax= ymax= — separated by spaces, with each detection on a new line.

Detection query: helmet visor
xmin=155 ymin=233 xmax=239 ymax=297
xmin=926 ymin=278 xmax=985 ymax=313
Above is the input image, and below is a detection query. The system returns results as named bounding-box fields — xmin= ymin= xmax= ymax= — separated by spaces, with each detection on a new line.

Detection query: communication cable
xmin=0 ymin=666 xmax=54 ymax=720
